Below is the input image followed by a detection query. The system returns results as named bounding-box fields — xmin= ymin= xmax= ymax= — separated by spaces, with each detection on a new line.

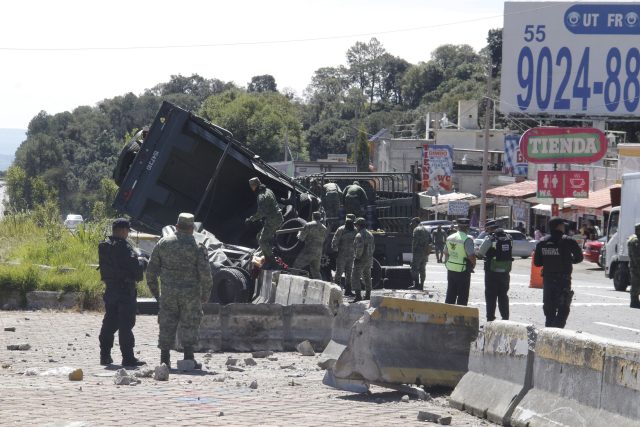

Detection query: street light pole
xmin=480 ymin=59 xmax=492 ymax=229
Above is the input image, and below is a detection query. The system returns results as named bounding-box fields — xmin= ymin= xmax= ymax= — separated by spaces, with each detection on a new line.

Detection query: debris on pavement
xmin=251 ymin=350 xmax=274 ymax=359
xmin=296 ymin=340 xmax=316 ymax=356
xmin=227 ymin=366 xmax=245 ymax=372
xmin=153 ymin=364 xmax=170 ymax=381
xmin=114 ymin=368 xmax=139 ymax=385
xmin=134 ymin=368 xmax=154 ymax=378
xmin=68 ymin=368 xmax=83 ymax=381
xmin=7 ymin=344 xmax=31 ymax=351
xmin=401 ymin=395 xmax=410 ymax=402
xmin=249 ymin=380 xmax=258 ymax=389
xmin=244 ymin=358 xmax=257 ymax=366
xmin=417 ymin=410 xmax=452 ymax=425
xmin=177 ymin=359 xmax=197 ymax=371
xmin=225 ymin=358 xmax=238 ymax=366
xmin=4 ymin=327 xmax=16 ymax=332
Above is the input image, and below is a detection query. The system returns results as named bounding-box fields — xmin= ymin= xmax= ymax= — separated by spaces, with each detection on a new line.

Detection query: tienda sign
xmin=519 ymin=127 xmax=608 ymax=164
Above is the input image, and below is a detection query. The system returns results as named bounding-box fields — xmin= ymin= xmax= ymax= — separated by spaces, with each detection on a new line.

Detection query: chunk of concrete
xmin=68 ymin=368 xmax=83 ymax=381
xmin=177 ymin=359 xmax=196 ymax=371
xmin=296 ymin=340 xmax=316 ymax=356
xmin=153 ymin=364 xmax=170 ymax=381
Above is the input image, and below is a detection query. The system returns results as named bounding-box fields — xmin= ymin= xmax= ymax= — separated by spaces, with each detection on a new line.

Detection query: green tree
xmin=401 ymin=62 xmax=445 ymax=108
xmin=486 ymin=28 xmax=503 ymax=77
xmin=199 ymin=89 xmax=305 ymax=161
xmin=248 ymin=75 xmax=278 ymax=93
xmin=355 ymin=125 xmax=369 ymax=172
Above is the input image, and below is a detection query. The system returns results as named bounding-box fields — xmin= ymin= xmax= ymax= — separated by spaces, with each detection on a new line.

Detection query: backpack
xmin=493 ymin=233 xmax=513 ymax=262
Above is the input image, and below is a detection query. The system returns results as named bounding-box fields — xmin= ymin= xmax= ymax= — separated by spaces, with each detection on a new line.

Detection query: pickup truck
xmin=113 ymin=101 xmax=319 ymax=302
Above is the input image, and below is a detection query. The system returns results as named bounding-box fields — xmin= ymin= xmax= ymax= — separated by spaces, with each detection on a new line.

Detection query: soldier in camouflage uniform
xmin=628 ymin=223 xmax=640 ymax=309
xmin=331 ymin=214 xmax=357 ymax=296
xmin=322 ymin=181 xmax=342 ymax=220
xmin=343 ymin=181 xmax=368 ymax=217
xmin=246 ymin=177 xmax=284 ymax=269
xmin=146 ymin=213 xmax=213 ymax=369
xmin=409 ymin=217 xmax=431 ymax=290
xmin=293 ymin=211 xmax=328 ymax=279
xmin=351 ymin=217 xmax=375 ymax=302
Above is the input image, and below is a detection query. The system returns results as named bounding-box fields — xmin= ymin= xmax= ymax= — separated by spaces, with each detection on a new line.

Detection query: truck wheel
xmin=372 ymin=258 xmax=382 ymax=289
xmin=210 ymin=267 xmax=249 ymax=304
xmin=614 ymin=263 xmax=630 ymax=292
xmin=275 ymin=218 xmax=306 ymax=262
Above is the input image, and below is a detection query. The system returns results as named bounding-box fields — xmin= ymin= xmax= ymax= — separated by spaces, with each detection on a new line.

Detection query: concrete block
xmin=0 ymin=290 xmax=22 ymax=310
xmin=283 ymin=304 xmax=332 ymax=351
xmin=318 ymin=302 xmax=368 ymax=369
xmin=221 ymin=303 xmax=284 ymax=351
xmin=511 ymin=329 xmax=608 ymax=427
xmin=26 ymin=291 xmax=83 ymax=310
xmin=253 ymin=270 xmax=276 ymax=304
xmin=194 ymin=303 xmax=222 ymax=352
xmin=450 ymin=321 xmax=537 ymax=425
xmin=274 ymin=274 xmax=343 ymax=310
xmin=273 ymin=274 xmax=294 ymax=305
xmin=600 ymin=340 xmax=640 ymax=425
xmin=330 ymin=298 xmax=479 ymax=389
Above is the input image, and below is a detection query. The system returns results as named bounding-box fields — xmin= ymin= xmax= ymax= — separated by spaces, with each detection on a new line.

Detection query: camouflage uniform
xmin=411 ymin=223 xmax=432 ymax=289
xmin=146 ymin=231 xmax=213 ymax=351
xmin=322 ymin=182 xmax=342 ymax=219
xmin=331 ymin=219 xmax=357 ymax=290
xmin=293 ymin=214 xmax=328 ymax=279
xmin=248 ymin=185 xmax=283 ymax=260
xmin=628 ymin=223 xmax=640 ymax=307
xmin=351 ymin=222 xmax=375 ymax=292
xmin=343 ymin=182 xmax=368 ymax=217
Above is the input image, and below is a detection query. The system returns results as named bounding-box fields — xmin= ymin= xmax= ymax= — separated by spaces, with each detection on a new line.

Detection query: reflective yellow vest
xmin=446 ymin=231 xmax=470 ymax=273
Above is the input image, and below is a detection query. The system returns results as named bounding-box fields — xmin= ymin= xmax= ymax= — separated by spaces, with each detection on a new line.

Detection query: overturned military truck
xmin=113 ymin=101 xmax=320 ymax=302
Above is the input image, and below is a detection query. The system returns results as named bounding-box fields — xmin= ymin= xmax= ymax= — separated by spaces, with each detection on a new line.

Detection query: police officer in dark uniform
xmin=98 ymin=219 xmax=146 ymax=367
xmin=533 ymin=217 xmax=583 ymax=328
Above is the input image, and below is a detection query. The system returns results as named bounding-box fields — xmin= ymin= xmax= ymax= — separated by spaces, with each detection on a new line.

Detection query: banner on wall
xmin=422 ymin=144 xmax=454 ymax=192
xmin=503 ymin=134 xmax=528 ymax=176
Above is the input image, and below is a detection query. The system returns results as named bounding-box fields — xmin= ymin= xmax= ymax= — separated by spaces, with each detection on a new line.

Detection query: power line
xmin=0 ymin=4 xmax=564 ymax=52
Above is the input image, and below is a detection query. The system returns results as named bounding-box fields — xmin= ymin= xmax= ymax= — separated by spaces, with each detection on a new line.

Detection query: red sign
xmin=520 ymin=127 xmax=608 ymax=164
xmin=537 ymin=171 xmax=589 ymax=198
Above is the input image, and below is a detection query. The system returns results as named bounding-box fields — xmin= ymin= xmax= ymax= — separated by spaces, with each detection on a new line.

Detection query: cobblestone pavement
xmin=0 ymin=310 xmax=494 ymax=427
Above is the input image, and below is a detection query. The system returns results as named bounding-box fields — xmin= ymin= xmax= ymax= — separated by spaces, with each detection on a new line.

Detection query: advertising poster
xmin=422 ymin=144 xmax=454 ymax=192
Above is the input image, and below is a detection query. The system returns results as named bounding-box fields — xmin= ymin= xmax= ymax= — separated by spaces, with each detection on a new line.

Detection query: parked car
xmin=474 ymin=230 xmax=537 ymax=259
xmin=583 ymin=236 xmax=606 ymax=268
xmin=63 ymin=214 xmax=84 ymax=230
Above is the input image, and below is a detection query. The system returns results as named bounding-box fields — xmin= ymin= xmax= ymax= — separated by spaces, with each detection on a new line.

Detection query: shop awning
xmin=569 ymin=185 xmax=620 ymax=211
xmin=486 ymin=180 xmax=537 ymax=199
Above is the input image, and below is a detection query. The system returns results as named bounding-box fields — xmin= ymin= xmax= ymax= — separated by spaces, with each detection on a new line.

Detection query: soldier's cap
xmin=249 ymin=177 xmax=261 ymax=186
xmin=176 ymin=212 xmax=195 ymax=228
xmin=346 ymin=214 xmax=356 ymax=222
xmin=353 ymin=181 xmax=360 ymax=186
xmin=485 ymin=220 xmax=498 ymax=229
xmin=548 ymin=216 xmax=566 ymax=229
xmin=312 ymin=211 xmax=322 ymax=220
xmin=112 ymin=218 xmax=131 ymax=230
xmin=355 ymin=217 xmax=366 ymax=226
xmin=635 ymin=222 xmax=640 ymax=229
xmin=457 ymin=218 xmax=470 ymax=225
xmin=410 ymin=217 xmax=421 ymax=224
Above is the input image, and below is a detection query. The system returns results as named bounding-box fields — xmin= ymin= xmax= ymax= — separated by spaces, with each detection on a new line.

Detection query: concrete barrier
xmin=196 ymin=304 xmax=222 ymax=352
xmin=601 ymin=340 xmax=640 ymax=425
xmin=274 ymin=274 xmax=343 ymax=312
xmin=449 ymin=321 xmax=537 ymax=425
xmin=0 ymin=290 xmax=22 ymax=310
xmin=253 ymin=270 xmax=277 ymax=304
xmin=319 ymin=302 xmax=368 ymax=368
xmin=26 ymin=291 xmax=83 ymax=310
xmin=283 ymin=304 xmax=333 ymax=351
xmin=511 ymin=329 xmax=608 ymax=427
xmin=222 ymin=304 xmax=284 ymax=352
xmin=328 ymin=297 xmax=479 ymax=389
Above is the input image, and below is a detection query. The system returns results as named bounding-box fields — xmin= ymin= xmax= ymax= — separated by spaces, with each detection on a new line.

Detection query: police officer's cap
xmin=485 ymin=220 xmax=497 ymax=229
xmin=353 ymin=180 xmax=360 ymax=186
xmin=177 ymin=213 xmax=195 ymax=228
xmin=548 ymin=216 xmax=566 ymax=229
xmin=355 ymin=217 xmax=366 ymax=226
xmin=346 ymin=214 xmax=356 ymax=222
xmin=410 ymin=217 xmax=421 ymax=225
xmin=249 ymin=177 xmax=261 ymax=186
xmin=457 ymin=218 xmax=470 ymax=225
xmin=312 ymin=211 xmax=322 ymax=220
xmin=112 ymin=218 xmax=131 ymax=230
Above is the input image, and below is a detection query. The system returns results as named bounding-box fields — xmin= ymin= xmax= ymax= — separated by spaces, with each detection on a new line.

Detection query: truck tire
xmin=614 ymin=262 xmax=630 ymax=292
xmin=210 ymin=267 xmax=249 ymax=304
xmin=276 ymin=217 xmax=307 ymax=261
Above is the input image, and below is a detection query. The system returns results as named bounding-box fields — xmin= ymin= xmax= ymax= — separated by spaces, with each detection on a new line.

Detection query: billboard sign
xmin=422 ymin=145 xmax=454 ymax=192
xmin=520 ymin=127 xmax=608 ymax=164
xmin=501 ymin=2 xmax=640 ymax=116
xmin=448 ymin=200 xmax=470 ymax=216
xmin=503 ymin=134 xmax=528 ymax=175
xmin=537 ymin=170 xmax=590 ymax=198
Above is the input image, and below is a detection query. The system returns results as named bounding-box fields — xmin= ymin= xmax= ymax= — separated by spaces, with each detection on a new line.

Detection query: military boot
xmin=160 ymin=349 xmax=171 ymax=367
xmin=364 ymin=290 xmax=371 ymax=300
xmin=351 ymin=290 xmax=362 ymax=303
xmin=183 ymin=347 xmax=202 ymax=370
xmin=122 ymin=349 xmax=146 ymax=367
xmin=631 ymin=294 xmax=640 ymax=309
xmin=100 ymin=350 xmax=113 ymax=366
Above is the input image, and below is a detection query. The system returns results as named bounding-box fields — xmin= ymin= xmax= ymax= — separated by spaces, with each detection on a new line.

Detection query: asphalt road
xmin=394 ymin=257 xmax=640 ymax=343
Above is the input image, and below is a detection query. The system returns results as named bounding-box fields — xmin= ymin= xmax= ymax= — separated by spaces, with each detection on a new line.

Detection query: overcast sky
xmin=0 ymin=0 xmax=514 ymax=130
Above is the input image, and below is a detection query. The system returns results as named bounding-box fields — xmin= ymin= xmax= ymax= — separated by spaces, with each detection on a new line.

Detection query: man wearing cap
xmin=331 ymin=214 xmax=357 ymax=296
xmin=409 ymin=217 xmax=431 ymax=290
xmin=343 ymin=181 xmax=368 ymax=217
xmin=322 ymin=180 xmax=342 ymax=222
xmin=432 ymin=225 xmax=447 ymax=263
xmin=444 ymin=218 xmax=476 ymax=306
xmin=351 ymin=217 xmax=375 ymax=302
xmin=627 ymin=223 xmax=640 ymax=308
xmin=293 ymin=211 xmax=328 ymax=279
xmin=146 ymin=213 xmax=213 ymax=368
xmin=534 ymin=217 xmax=583 ymax=328
xmin=478 ymin=221 xmax=513 ymax=321
xmin=246 ymin=177 xmax=284 ymax=269
xmin=98 ymin=218 xmax=147 ymax=367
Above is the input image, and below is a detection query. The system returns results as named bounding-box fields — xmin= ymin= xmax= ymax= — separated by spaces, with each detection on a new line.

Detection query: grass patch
xmin=0 ymin=213 xmax=152 ymax=307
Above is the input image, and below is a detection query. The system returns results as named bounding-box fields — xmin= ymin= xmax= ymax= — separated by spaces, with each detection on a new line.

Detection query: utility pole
xmin=479 ymin=58 xmax=492 ymax=230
